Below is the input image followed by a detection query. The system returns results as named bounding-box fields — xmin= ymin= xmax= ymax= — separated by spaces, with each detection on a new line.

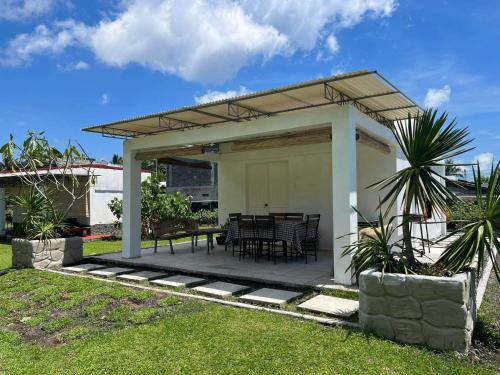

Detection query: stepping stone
xmin=61 ymin=264 xmax=107 ymax=273
xmin=116 ymin=271 xmax=166 ymax=283
xmin=193 ymin=281 xmax=249 ymax=297
xmin=298 ymin=295 xmax=359 ymax=317
xmin=239 ymin=288 xmax=302 ymax=306
xmin=151 ymin=275 xmax=206 ymax=288
xmin=88 ymin=267 xmax=135 ymax=278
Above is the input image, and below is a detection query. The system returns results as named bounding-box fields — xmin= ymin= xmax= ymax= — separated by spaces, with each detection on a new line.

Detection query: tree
xmin=445 ymin=158 xmax=463 ymax=176
xmin=111 ymin=153 xmax=123 ymax=165
xmin=0 ymin=132 xmax=95 ymax=240
xmin=370 ymin=109 xmax=473 ymax=265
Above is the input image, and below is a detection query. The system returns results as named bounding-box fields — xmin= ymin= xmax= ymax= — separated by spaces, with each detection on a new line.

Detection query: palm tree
xmin=370 ymin=109 xmax=473 ymax=265
xmin=445 ymin=158 xmax=463 ymax=176
xmin=111 ymin=153 xmax=123 ymax=165
xmin=437 ymin=162 xmax=500 ymax=281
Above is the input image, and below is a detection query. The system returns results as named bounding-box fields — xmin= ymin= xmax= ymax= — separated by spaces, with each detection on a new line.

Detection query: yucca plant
xmin=437 ymin=162 xmax=500 ymax=281
xmin=370 ymin=109 xmax=473 ymax=265
xmin=342 ymin=207 xmax=407 ymax=280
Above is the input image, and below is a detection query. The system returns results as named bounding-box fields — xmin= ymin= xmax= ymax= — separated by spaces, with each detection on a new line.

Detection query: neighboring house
xmin=446 ymin=176 xmax=488 ymax=200
xmin=0 ymin=164 xmax=150 ymax=236
xmin=162 ymin=157 xmax=218 ymax=210
xmin=82 ymin=70 xmax=447 ymax=285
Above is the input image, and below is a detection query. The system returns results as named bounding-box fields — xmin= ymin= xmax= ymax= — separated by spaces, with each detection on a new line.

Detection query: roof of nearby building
xmin=82 ymin=70 xmax=422 ymax=139
xmin=0 ymin=163 xmax=151 ymax=178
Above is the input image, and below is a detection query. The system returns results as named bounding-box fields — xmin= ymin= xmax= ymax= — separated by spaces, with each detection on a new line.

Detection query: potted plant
xmin=342 ymin=109 xmax=499 ymax=353
xmin=216 ymin=220 xmax=229 ymax=245
xmin=1 ymin=132 xmax=95 ymax=269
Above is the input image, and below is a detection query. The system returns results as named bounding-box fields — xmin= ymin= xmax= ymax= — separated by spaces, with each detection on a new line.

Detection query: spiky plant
xmin=370 ymin=109 xmax=473 ymax=265
xmin=437 ymin=162 xmax=500 ymax=281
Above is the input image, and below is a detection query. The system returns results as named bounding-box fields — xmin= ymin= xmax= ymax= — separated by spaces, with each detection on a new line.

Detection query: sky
xmin=0 ymin=0 xmax=498 ymax=173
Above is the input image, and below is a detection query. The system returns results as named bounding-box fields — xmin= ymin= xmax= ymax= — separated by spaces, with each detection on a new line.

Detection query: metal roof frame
xmin=82 ymin=70 xmax=422 ymax=139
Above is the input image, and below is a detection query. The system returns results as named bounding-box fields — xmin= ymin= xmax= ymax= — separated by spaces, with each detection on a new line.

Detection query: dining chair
xmin=255 ymin=215 xmax=282 ymax=263
xmin=285 ymin=213 xmax=304 ymax=221
xmin=237 ymin=215 xmax=257 ymax=260
xmin=227 ymin=215 xmax=240 ymax=254
xmin=301 ymin=214 xmax=320 ymax=263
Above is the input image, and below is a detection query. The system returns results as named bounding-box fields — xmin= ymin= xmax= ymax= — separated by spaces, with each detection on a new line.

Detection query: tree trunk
xmin=402 ymin=200 xmax=416 ymax=265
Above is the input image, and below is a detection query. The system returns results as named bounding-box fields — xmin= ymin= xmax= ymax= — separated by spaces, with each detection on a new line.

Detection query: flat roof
xmin=82 ymin=70 xmax=421 ymax=139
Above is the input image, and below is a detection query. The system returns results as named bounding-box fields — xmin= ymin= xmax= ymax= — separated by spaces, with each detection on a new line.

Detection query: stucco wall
xmin=358 ymin=269 xmax=476 ymax=353
xmin=217 ymin=142 xmax=334 ymax=249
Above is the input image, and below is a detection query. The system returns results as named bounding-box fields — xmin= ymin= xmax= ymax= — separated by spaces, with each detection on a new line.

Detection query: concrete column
xmin=0 ymin=188 xmax=5 ymax=236
xmin=122 ymin=144 xmax=142 ymax=258
xmin=331 ymin=111 xmax=358 ymax=285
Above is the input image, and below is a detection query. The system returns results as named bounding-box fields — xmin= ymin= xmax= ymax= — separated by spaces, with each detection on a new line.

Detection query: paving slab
xmin=193 ymin=281 xmax=250 ymax=297
xmin=239 ymin=288 xmax=303 ymax=306
xmin=298 ymin=295 xmax=359 ymax=317
xmin=116 ymin=271 xmax=166 ymax=283
xmin=151 ymin=275 xmax=206 ymax=288
xmin=88 ymin=267 xmax=135 ymax=278
xmin=61 ymin=264 xmax=107 ymax=273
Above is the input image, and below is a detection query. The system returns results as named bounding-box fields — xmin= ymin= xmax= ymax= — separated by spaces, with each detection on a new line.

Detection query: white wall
xmin=217 ymin=142 xmax=333 ymax=249
xmin=89 ymin=167 xmax=150 ymax=225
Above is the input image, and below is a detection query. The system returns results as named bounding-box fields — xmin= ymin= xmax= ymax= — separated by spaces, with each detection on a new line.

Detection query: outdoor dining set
xmin=152 ymin=212 xmax=321 ymax=264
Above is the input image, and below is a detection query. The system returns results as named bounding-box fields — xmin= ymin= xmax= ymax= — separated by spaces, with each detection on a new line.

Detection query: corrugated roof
xmin=82 ymin=70 xmax=421 ymax=139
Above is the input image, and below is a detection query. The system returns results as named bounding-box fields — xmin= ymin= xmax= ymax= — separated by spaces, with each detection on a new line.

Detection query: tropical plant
xmin=342 ymin=208 xmax=407 ymax=280
xmin=193 ymin=209 xmax=218 ymax=226
xmin=445 ymin=158 xmax=463 ymax=176
xmin=108 ymin=176 xmax=194 ymax=238
xmin=437 ymin=162 xmax=500 ymax=281
xmin=111 ymin=153 xmax=123 ymax=165
xmin=0 ymin=132 xmax=94 ymax=240
xmin=370 ymin=109 xmax=473 ymax=265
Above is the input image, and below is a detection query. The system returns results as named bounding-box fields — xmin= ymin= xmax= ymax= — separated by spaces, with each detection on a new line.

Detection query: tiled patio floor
xmin=87 ymin=241 xmax=339 ymax=288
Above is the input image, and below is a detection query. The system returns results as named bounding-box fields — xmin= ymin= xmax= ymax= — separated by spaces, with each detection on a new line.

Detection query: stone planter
xmin=12 ymin=237 xmax=83 ymax=269
xmin=358 ymin=268 xmax=477 ymax=353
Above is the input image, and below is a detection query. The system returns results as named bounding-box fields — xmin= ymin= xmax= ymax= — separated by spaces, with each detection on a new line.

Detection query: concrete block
xmin=88 ymin=267 xmax=135 ymax=278
xmin=193 ymin=282 xmax=250 ymax=297
xmin=382 ymin=273 xmax=409 ymax=297
xmin=407 ymin=275 xmax=466 ymax=303
xmin=117 ymin=271 xmax=166 ymax=282
xmin=422 ymin=299 xmax=468 ymax=328
xmin=422 ymin=322 xmax=470 ymax=353
xmin=391 ymin=318 xmax=424 ymax=345
xmin=298 ymin=295 xmax=359 ymax=317
xmin=359 ymin=292 xmax=388 ymax=315
xmin=386 ymin=296 xmax=421 ymax=319
xmin=151 ymin=275 xmax=206 ymax=288
xmin=359 ymin=312 xmax=394 ymax=339
xmin=62 ymin=264 xmax=107 ymax=273
xmin=358 ymin=270 xmax=384 ymax=296
xmin=239 ymin=288 xmax=302 ymax=307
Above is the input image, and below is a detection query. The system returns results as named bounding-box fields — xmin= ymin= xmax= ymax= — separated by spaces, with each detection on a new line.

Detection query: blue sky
xmin=0 ymin=0 xmax=498 ymax=172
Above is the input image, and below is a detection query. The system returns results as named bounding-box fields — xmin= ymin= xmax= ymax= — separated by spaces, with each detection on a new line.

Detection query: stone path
xmin=88 ymin=267 xmax=135 ymax=278
xmin=239 ymin=288 xmax=303 ymax=306
xmin=62 ymin=263 xmax=107 ymax=273
xmin=117 ymin=271 xmax=166 ymax=283
xmin=298 ymin=295 xmax=359 ymax=317
xmin=151 ymin=275 xmax=206 ymax=288
xmin=193 ymin=281 xmax=250 ymax=297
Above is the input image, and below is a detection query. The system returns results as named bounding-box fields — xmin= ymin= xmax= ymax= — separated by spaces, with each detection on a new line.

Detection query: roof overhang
xmin=82 ymin=70 xmax=422 ymax=139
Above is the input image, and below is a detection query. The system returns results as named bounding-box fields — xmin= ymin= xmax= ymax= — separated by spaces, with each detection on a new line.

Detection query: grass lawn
xmin=0 ymin=240 xmax=498 ymax=374
xmin=0 ymin=269 xmax=497 ymax=375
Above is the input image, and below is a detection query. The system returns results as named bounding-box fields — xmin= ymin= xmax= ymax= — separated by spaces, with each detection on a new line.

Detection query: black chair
xmin=236 ymin=215 xmax=257 ymax=260
xmin=225 ymin=213 xmax=242 ymax=252
xmin=301 ymin=214 xmax=320 ymax=263
xmin=269 ymin=212 xmax=286 ymax=221
xmin=255 ymin=215 xmax=283 ymax=263
xmin=286 ymin=213 xmax=304 ymax=221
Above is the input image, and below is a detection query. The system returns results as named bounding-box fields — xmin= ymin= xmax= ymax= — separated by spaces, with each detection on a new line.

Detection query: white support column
xmin=331 ymin=111 xmax=358 ymax=285
xmin=0 ymin=188 xmax=5 ymax=236
xmin=122 ymin=145 xmax=142 ymax=258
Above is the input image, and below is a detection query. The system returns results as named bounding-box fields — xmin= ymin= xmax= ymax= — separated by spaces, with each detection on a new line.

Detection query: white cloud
xmin=0 ymin=19 xmax=89 ymax=66
xmin=1 ymin=0 xmax=397 ymax=82
xmin=58 ymin=60 xmax=89 ymax=71
xmin=101 ymin=93 xmax=110 ymax=105
xmin=326 ymin=34 xmax=340 ymax=54
xmin=0 ymin=0 xmax=59 ymax=20
xmin=424 ymin=84 xmax=451 ymax=108
xmin=194 ymin=86 xmax=251 ymax=104
xmin=472 ymin=152 xmax=494 ymax=172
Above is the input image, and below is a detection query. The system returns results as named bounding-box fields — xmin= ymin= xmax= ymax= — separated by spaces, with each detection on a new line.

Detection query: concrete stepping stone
xmin=88 ymin=267 xmax=135 ymax=278
xmin=151 ymin=275 xmax=206 ymax=288
xmin=298 ymin=295 xmax=359 ymax=317
xmin=116 ymin=271 xmax=166 ymax=283
xmin=61 ymin=263 xmax=106 ymax=273
xmin=193 ymin=281 xmax=249 ymax=297
xmin=239 ymin=288 xmax=302 ymax=306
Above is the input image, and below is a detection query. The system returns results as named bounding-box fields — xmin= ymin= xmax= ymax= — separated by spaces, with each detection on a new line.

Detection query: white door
xmin=246 ymin=161 xmax=288 ymax=214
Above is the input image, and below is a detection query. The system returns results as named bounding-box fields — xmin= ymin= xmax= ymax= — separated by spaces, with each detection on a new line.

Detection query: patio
xmin=88 ymin=240 xmax=338 ymax=289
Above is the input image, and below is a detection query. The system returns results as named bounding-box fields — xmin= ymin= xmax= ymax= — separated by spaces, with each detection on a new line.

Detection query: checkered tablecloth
xmin=226 ymin=220 xmax=308 ymax=253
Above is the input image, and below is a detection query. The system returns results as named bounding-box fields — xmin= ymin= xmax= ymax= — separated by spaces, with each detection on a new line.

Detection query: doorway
xmin=246 ymin=161 xmax=288 ymax=214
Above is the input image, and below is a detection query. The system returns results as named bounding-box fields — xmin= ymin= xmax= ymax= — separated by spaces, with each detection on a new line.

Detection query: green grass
xmin=0 ymin=269 xmax=496 ymax=375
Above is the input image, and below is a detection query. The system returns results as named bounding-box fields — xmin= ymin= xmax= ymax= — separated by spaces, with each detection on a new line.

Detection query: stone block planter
xmin=358 ymin=268 xmax=477 ymax=353
xmin=12 ymin=237 xmax=83 ymax=270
